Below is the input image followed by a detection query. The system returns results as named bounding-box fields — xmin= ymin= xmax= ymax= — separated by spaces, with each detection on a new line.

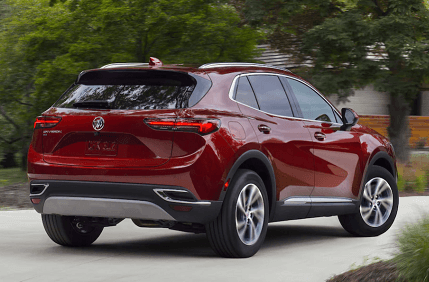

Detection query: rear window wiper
xmin=73 ymin=100 xmax=111 ymax=109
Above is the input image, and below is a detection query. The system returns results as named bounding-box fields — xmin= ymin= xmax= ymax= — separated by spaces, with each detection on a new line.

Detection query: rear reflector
xmin=169 ymin=205 xmax=193 ymax=212
xmin=34 ymin=116 xmax=62 ymax=129
xmin=224 ymin=179 xmax=230 ymax=191
xmin=145 ymin=118 xmax=220 ymax=135
xmin=31 ymin=198 xmax=41 ymax=204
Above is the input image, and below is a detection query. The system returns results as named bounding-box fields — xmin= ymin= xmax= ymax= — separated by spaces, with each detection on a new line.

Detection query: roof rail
xmin=100 ymin=63 xmax=149 ymax=69
xmin=198 ymin=62 xmax=291 ymax=72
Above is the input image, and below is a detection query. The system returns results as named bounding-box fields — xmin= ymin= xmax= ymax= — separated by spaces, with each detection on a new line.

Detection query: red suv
xmin=28 ymin=58 xmax=398 ymax=258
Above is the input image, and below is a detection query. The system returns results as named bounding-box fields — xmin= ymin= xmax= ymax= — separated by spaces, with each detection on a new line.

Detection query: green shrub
xmin=415 ymin=175 xmax=427 ymax=192
xmin=0 ymin=168 xmax=28 ymax=187
xmin=397 ymin=172 xmax=406 ymax=192
xmin=397 ymin=161 xmax=428 ymax=193
xmin=394 ymin=216 xmax=429 ymax=281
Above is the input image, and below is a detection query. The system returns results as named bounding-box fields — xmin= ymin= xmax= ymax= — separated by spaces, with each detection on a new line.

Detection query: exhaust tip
xmin=153 ymin=188 xmax=211 ymax=206
xmin=30 ymin=183 xmax=49 ymax=196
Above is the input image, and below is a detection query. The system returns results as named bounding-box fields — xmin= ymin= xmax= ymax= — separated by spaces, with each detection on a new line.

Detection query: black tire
xmin=205 ymin=169 xmax=269 ymax=258
xmin=339 ymin=166 xmax=399 ymax=237
xmin=42 ymin=214 xmax=103 ymax=247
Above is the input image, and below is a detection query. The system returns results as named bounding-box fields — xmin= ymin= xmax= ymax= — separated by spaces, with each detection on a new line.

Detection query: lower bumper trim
xmin=43 ymin=197 xmax=175 ymax=221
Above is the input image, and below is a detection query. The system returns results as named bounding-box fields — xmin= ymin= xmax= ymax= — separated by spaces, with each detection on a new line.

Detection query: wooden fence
xmin=359 ymin=115 xmax=429 ymax=148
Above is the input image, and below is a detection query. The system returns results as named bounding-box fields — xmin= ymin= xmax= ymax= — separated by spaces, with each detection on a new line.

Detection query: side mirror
xmin=340 ymin=108 xmax=359 ymax=131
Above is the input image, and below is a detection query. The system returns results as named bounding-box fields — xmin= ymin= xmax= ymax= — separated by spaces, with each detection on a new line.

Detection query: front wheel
xmin=42 ymin=214 xmax=104 ymax=247
xmin=339 ymin=166 xmax=399 ymax=237
xmin=205 ymin=169 xmax=269 ymax=258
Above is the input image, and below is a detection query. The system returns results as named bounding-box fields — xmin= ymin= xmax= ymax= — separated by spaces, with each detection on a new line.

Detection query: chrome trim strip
xmin=311 ymin=197 xmax=354 ymax=203
xmin=199 ymin=62 xmax=291 ymax=72
xmin=228 ymin=72 xmax=343 ymax=125
xmin=29 ymin=183 xmax=49 ymax=197
xmin=283 ymin=196 xmax=354 ymax=205
xmin=153 ymin=188 xmax=211 ymax=206
xmin=283 ymin=197 xmax=312 ymax=204
xmin=43 ymin=197 xmax=175 ymax=220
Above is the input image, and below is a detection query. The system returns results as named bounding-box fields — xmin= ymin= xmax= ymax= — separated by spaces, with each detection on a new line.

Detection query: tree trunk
xmin=387 ymin=93 xmax=410 ymax=163
xmin=0 ymin=152 xmax=17 ymax=168
xmin=136 ymin=36 xmax=143 ymax=62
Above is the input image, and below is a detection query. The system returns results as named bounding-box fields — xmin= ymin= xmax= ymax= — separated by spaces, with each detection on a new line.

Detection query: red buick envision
xmin=28 ymin=58 xmax=398 ymax=257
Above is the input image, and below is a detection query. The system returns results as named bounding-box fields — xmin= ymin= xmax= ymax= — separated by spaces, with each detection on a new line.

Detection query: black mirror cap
xmin=340 ymin=108 xmax=359 ymax=131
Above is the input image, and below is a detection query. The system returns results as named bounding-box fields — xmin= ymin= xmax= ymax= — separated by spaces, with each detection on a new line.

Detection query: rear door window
xmin=247 ymin=75 xmax=294 ymax=117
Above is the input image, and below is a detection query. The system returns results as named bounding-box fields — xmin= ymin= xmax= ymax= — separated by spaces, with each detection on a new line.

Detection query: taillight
xmin=145 ymin=118 xmax=220 ymax=135
xmin=34 ymin=116 xmax=62 ymax=129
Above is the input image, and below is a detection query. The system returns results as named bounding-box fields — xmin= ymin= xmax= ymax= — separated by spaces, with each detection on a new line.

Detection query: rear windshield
xmin=54 ymin=70 xmax=212 ymax=110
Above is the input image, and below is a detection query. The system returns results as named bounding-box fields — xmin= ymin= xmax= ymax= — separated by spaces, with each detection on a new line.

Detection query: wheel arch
xmin=358 ymin=150 xmax=397 ymax=201
xmin=220 ymin=150 xmax=276 ymax=221
xmin=368 ymin=151 xmax=396 ymax=179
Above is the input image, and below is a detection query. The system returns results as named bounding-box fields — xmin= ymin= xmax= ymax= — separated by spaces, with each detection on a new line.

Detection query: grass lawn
xmin=0 ymin=167 xmax=28 ymax=187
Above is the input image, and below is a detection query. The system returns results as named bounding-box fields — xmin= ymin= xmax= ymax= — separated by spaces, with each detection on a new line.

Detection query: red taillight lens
xmin=34 ymin=116 xmax=62 ymax=129
xmin=145 ymin=118 xmax=220 ymax=135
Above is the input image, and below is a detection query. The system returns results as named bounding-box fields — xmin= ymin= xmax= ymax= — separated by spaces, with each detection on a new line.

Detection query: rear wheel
xmin=339 ymin=166 xmax=398 ymax=237
xmin=42 ymin=214 xmax=103 ymax=247
xmin=205 ymin=169 xmax=269 ymax=258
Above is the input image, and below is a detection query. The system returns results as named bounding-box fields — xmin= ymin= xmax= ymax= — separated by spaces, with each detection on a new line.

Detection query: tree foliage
xmin=0 ymin=0 xmax=262 ymax=168
xmin=244 ymin=0 xmax=429 ymax=162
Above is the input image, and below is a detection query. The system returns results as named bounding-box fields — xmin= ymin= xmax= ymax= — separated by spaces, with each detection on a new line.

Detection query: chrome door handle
xmin=258 ymin=124 xmax=271 ymax=134
xmin=314 ymin=132 xmax=326 ymax=141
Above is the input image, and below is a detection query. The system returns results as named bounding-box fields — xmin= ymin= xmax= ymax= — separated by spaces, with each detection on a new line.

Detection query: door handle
xmin=314 ymin=132 xmax=326 ymax=141
xmin=258 ymin=124 xmax=271 ymax=134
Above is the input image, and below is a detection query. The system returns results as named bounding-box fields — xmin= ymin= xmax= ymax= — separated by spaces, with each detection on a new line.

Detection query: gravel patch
xmin=0 ymin=182 xmax=32 ymax=209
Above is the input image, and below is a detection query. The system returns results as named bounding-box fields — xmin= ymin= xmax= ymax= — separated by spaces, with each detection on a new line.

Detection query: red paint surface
xmin=28 ymin=64 xmax=395 ymax=204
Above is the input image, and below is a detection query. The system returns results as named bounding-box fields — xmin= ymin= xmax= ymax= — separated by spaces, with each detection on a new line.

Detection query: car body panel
xmin=28 ymin=62 xmax=397 ymax=225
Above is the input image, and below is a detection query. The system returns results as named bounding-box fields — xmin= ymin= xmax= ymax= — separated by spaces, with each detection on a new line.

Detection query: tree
xmin=243 ymin=0 xmax=429 ymax=162
xmin=0 ymin=0 xmax=262 ymax=169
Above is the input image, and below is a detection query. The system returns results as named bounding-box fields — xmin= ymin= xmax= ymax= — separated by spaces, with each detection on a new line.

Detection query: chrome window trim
xmin=283 ymin=196 xmax=354 ymax=205
xmin=153 ymin=188 xmax=211 ymax=206
xmin=229 ymin=73 xmax=343 ymax=126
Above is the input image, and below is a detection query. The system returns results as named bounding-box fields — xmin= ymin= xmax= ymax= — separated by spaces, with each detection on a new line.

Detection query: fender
xmin=218 ymin=149 xmax=277 ymax=221
xmin=357 ymin=150 xmax=396 ymax=202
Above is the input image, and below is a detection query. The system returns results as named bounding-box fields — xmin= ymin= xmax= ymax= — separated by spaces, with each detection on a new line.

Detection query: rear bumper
xmin=30 ymin=180 xmax=222 ymax=224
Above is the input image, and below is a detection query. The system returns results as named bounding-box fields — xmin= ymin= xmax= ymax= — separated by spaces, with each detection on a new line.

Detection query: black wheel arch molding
xmin=357 ymin=150 xmax=397 ymax=202
xmin=219 ymin=149 xmax=277 ymax=221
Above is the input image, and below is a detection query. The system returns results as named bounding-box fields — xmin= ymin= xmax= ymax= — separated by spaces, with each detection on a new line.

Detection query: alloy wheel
xmin=360 ymin=177 xmax=394 ymax=227
xmin=235 ymin=183 xmax=265 ymax=245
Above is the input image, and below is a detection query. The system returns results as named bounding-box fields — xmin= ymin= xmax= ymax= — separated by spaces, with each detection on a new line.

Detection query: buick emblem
xmin=92 ymin=117 xmax=105 ymax=131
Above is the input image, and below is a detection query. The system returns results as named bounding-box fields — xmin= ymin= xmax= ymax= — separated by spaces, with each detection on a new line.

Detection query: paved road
xmin=1 ymin=196 xmax=428 ymax=282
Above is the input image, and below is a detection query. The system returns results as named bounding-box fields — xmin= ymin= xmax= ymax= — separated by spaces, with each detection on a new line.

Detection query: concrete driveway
xmin=1 ymin=196 xmax=428 ymax=282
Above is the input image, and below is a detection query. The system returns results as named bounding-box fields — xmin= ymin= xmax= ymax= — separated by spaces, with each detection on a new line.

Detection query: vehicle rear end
xmin=27 ymin=66 xmax=226 ymax=229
